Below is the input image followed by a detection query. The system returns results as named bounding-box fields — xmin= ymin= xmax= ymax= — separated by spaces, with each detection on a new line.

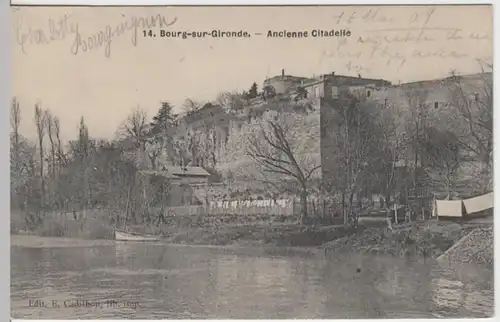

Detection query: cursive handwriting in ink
xmin=368 ymin=42 xmax=407 ymax=69
xmin=345 ymin=60 xmax=371 ymax=74
xmin=14 ymin=13 xmax=75 ymax=54
xmin=412 ymin=49 xmax=469 ymax=59
xmin=71 ymin=14 xmax=177 ymax=58
xmin=409 ymin=7 xmax=436 ymax=26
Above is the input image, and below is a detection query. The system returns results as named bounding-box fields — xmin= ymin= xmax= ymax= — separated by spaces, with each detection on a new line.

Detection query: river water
xmin=11 ymin=241 xmax=494 ymax=319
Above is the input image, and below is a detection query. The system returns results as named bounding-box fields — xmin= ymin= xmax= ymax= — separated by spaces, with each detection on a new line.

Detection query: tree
xmin=118 ymin=107 xmax=150 ymax=169
xmin=148 ymin=102 xmax=177 ymax=168
xmin=52 ymin=116 xmax=66 ymax=168
xmin=246 ymin=112 xmax=320 ymax=225
xmin=34 ymin=103 xmax=47 ymax=213
xmin=10 ymin=99 xmax=36 ymax=211
xmin=402 ymin=88 xmax=432 ymax=198
xmin=182 ymin=98 xmax=202 ymax=116
xmin=67 ymin=117 xmax=94 ymax=212
xmin=324 ymin=93 xmax=383 ymax=225
xmin=373 ymin=105 xmax=406 ymax=209
xmin=420 ymin=127 xmax=461 ymax=198
xmin=45 ymin=110 xmax=57 ymax=178
xmin=215 ymin=91 xmax=245 ymax=111
xmin=119 ymin=107 xmax=149 ymax=142
xmin=447 ymin=68 xmax=493 ymax=191
xmin=150 ymin=101 xmax=177 ymax=135
xmin=11 ymin=98 xmax=21 ymax=190
xmin=247 ymin=82 xmax=259 ymax=99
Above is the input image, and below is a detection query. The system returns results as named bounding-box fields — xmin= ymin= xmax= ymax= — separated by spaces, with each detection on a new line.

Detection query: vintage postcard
xmin=10 ymin=4 xmax=493 ymax=319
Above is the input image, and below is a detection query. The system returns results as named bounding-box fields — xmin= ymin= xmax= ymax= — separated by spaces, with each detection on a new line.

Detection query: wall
xmin=319 ymin=98 xmax=341 ymax=193
xmin=319 ymin=72 xmax=492 ymax=201
xmin=262 ymin=75 xmax=306 ymax=95
xmin=319 ymin=75 xmax=392 ymax=193
xmin=218 ymin=97 xmax=322 ymax=188
xmin=169 ymin=72 xmax=490 ymax=209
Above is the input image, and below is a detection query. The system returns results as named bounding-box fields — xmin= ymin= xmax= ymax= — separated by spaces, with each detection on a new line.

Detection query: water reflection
xmin=11 ymin=243 xmax=493 ymax=319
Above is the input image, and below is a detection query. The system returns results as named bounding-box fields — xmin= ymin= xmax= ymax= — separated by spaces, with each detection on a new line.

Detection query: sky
xmin=11 ymin=5 xmax=492 ymax=142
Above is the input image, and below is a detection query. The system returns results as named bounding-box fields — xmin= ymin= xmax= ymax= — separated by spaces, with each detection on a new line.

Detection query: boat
xmin=114 ymin=229 xmax=161 ymax=242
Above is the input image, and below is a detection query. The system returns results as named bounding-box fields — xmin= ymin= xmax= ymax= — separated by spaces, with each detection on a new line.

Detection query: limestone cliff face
xmin=218 ymin=98 xmax=321 ymax=186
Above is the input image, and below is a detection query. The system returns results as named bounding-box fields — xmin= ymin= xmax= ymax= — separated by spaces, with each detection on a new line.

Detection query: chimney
xmin=282 ymin=69 xmax=285 ymax=78
xmin=331 ymin=71 xmax=335 ymax=76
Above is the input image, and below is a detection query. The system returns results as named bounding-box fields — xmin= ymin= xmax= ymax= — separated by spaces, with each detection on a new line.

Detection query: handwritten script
xmin=13 ymin=11 xmax=178 ymax=58
xmin=321 ymin=7 xmax=492 ymax=75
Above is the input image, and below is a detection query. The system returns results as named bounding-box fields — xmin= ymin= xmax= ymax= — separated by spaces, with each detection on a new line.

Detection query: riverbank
xmin=322 ymin=221 xmax=493 ymax=265
xmin=11 ymin=210 xmax=493 ymax=265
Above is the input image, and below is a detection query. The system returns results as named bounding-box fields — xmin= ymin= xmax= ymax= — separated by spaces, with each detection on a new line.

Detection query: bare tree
xmin=119 ymin=107 xmax=150 ymax=142
xmin=246 ymin=118 xmax=320 ymax=224
xmin=375 ymin=106 xmax=405 ymax=209
xmin=45 ymin=110 xmax=57 ymax=178
xmin=208 ymin=129 xmax=217 ymax=167
xmin=403 ymin=88 xmax=431 ymax=198
xmin=10 ymin=98 xmax=22 ymax=210
xmin=447 ymin=68 xmax=493 ymax=191
xmin=34 ymin=103 xmax=47 ymax=213
xmin=324 ymin=92 xmax=383 ymax=225
xmin=421 ymin=127 xmax=461 ymax=199
xmin=53 ymin=116 xmax=67 ymax=168
xmin=215 ymin=91 xmax=245 ymax=111
xmin=118 ymin=107 xmax=150 ymax=169
xmin=11 ymin=98 xmax=21 ymax=177
xmin=182 ymin=98 xmax=202 ymax=115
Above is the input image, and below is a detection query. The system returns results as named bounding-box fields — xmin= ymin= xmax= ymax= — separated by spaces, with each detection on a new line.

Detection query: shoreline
xmin=10 ymin=234 xmax=322 ymax=257
xmin=10 ymin=220 xmax=493 ymax=265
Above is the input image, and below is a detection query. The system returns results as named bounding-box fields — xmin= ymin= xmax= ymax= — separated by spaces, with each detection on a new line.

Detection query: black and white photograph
xmin=10 ymin=4 xmax=493 ymax=319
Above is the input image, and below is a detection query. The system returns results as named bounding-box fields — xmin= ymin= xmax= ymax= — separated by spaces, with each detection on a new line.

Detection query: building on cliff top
xmin=172 ymin=70 xmax=490 ymax=201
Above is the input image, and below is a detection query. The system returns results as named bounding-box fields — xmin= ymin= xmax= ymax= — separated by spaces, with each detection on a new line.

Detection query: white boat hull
xmin=114 ymin=229 xmax=160 ymax=242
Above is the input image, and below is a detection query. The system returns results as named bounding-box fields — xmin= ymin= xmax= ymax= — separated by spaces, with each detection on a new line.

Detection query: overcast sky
xmin=12 ymin=5 xmax=492 ymax=142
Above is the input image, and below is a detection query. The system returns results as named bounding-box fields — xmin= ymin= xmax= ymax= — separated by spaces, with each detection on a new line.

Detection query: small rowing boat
xmin=114 ymin=229 xmax=161 ymax=242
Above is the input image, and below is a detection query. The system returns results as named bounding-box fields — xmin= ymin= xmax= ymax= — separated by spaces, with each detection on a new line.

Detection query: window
xmin=366 ymin=90 xmax=371 ymax=97
xmin=434 ymin=101 xmax=439 ymax=109
xmin=331 ymin=86 xmax=339 ymax=99
xmin=314 ymin=86 xmax=320 ymax=98
xmin=474 ymin=93 xmax=480 ymax=102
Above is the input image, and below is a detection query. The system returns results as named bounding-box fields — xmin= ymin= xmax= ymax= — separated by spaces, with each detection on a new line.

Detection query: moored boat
xmin=114 ymin=229 xmax=161 ymax=242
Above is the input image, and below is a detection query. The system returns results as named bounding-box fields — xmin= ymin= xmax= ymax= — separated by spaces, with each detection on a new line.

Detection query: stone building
xmin=262 ymin=69 xmax=308 ymax=95
xmin=173 ymin=69 xmax=491 ymax=200
xmin=215 ymin=71 xmax=392 ymax=197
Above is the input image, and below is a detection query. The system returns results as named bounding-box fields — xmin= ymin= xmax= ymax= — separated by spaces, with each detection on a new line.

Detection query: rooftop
xmin=399 ymin=72 xmax=492 ymax=88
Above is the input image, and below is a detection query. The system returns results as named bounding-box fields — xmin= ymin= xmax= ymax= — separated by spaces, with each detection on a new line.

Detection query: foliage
xmin=10 ymin=68 xmax=493 ymax=234
xmin=324 ymin=93 xmax=386 ymax=224
xmin=245 ymin=102 xmax=321 ymax=224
